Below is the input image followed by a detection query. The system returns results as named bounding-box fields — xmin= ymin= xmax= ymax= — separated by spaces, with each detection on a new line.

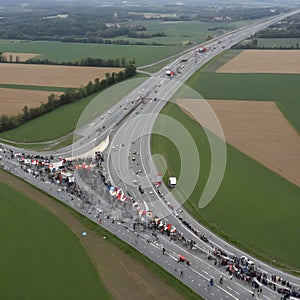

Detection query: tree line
xmin=0 ymin=64 xmax=136 ymax=132
xmin=255 ymin=14 xmax=300 ymax=38
xmin=232 ymin=38 xmax=300 ymax=50
xmin=0 ymin=55 xmax=131 ymax=67
xmin=256 ymin=30 xmax=300 ymax=39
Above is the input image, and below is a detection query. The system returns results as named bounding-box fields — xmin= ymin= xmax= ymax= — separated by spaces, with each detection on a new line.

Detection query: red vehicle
xmin=178 ymin=254 xmax=186 ymax=262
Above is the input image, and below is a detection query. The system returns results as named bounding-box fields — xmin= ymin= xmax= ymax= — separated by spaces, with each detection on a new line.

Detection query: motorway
xmin=103 ymin=9 xmax=300 ymax=299
xmin=1 ymin=9 xmax=300 ymax=300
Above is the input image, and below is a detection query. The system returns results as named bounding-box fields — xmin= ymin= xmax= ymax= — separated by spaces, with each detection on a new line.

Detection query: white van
xmin=168 ymin=177 xmax=177 ymax=188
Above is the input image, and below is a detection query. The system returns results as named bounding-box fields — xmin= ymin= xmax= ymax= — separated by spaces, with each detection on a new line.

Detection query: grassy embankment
xmin=0 ymin=181 xmax=112 ymax=300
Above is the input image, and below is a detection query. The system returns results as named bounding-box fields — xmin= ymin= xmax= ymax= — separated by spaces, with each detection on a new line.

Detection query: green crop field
xmin=0 ymin=76 xmax=146 ymax=143
xmin=151 ymin=102 xmax=300 ymax=271
xmin=0 ymin=181 xmax=111 ymax=300
xmin=111 ymin=20 xmax=252 ymax=45
xmin=186 ymin=71 xmax=300 ymax=133
xmin=200 ymin=50 xmax=241 ymax=72
xmin=0 ymin=83 xmax=70 ymax=92
xmin=257 ymin=38 xmax=300 ymax=48
xmin=0 ymin=40 xmax=186 ymax=66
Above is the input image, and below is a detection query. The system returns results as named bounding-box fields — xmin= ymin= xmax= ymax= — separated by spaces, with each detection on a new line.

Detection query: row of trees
xmin=0 ymin=65 xmax=136 ymax=132
xmin=256 ymin=14 xmax=300 ymax=38
xmin=0 ymin=55 xmax=131 ymax=67
xmin=127 ymin=31 xmax=166 ymax=38
xmin=232 ymin=38 xmax=300 ymax=49
xmin=256 ymin=30 xmax=300 ymax=39
xmin=51 ymin=36 xmax=167 ymax=45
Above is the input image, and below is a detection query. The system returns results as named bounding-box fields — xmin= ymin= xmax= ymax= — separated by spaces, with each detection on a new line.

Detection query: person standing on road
xmin=219 ymin=275 xmax=223 ymax=284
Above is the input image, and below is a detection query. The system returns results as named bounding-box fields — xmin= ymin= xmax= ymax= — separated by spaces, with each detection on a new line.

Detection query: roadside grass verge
xmin=0 ymin=179 xmax=111 ymax=300
xmin=200 ymin=49 xmax=241 ymax=72
xmin=0 ymin=134 xmax=82 ymax=152
xmin=151 ymin=102 xmax=300 ymax=273
xmin=139 ymin=58 xmax=175 ymax=74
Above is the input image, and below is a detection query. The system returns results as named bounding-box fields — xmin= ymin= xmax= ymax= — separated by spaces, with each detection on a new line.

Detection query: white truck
xmin=168 ymin=177 xmax=177 ymax=188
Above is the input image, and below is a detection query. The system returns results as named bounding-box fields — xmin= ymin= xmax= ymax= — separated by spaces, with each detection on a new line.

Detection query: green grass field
xmin=199 ymin=50 xmax=241 ymax=73
xmin=0 ymin=83 xmax=70 ymax=92
xmin=186 ymin=71 xmax=300 ymax=133
xmin=257 ymin=38 xmax=300 ymax=48
xmin=151 ymin=102 xmax=300 ymax=271
xmin=0 ymin=76 xmax=146 ymax=143
xmin=0 ymin=181 xmax=111 ymax=300
xmin=0 ymin=40 xmax=186 ymax=66
xmin=111 ymin=20 xmax=252 ymax=45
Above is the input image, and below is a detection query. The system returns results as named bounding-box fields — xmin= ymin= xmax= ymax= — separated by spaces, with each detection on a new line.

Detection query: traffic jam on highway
xmin=1 ymin=145 xmax=299 ymax=300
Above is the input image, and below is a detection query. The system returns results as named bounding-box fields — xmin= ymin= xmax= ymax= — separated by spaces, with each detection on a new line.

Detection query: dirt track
xmin=0 ymin=63 xmax=123 ymax=88
xmin=178 ymin=99 xmax=300 ymax=187
xmin=0 ymin=170 xmax=184 ymax=300
xmin=0 ymin=88 xmax=61 ymax=116
xmin=1 ymin=52 xmax=40 ymax=62
xmin=216 ymin=50 xmax=300 ymax=74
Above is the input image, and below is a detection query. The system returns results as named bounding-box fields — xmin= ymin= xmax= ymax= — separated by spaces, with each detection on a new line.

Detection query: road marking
xmin=217 ymin=285 xmax=239 ymax=300
xmin=191 ymin=268 xmax=239 ymax=299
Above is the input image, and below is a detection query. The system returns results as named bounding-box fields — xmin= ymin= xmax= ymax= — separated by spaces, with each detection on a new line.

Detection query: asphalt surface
xmin=1 ymin=9 xmax=300 ymax=300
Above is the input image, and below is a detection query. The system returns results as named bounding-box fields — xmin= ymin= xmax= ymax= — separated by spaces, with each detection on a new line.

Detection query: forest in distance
xmin=0 ymin=2 xmax=288 ymax=44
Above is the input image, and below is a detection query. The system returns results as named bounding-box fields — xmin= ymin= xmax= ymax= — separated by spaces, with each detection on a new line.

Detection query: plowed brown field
xmin=178 ymin=99 xmax=300 ymax=187
xmin=216 ymin=50 xmax=300 ymax=74
xmin=0 ymin=88 xmax=61 ymax=116
xmin=0 ymin=63 xmax=123 ymax=87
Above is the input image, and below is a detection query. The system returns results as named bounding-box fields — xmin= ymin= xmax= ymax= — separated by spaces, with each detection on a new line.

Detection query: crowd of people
xmin=1 ymin=145 xmax=299 ymax=299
